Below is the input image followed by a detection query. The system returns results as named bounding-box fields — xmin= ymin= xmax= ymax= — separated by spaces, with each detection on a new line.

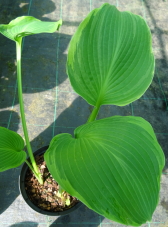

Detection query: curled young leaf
xmin=0 ymin=127 xmax=26 ymax=171
xmin=0 ymin=16 xmax=62 ymax=42
xmin=67 ymin=3 xmax=154 ymax=107
xmin=44 ymin=116 xmax=165 ymax=226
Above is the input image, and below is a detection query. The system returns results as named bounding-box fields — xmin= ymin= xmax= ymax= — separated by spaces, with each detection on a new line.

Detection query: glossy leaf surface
xmin=44 ymin=116 xmax=165 ymax=226
xmin=0 ymin=127 xmax=26 ymax=171
xmin=0 ymin=16 xmax=62 ymax=42
xmin=67 ymin=3 xmax=154 ymax=106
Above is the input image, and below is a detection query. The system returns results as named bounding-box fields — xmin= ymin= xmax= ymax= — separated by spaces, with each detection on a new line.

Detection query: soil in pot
xmin=25 ymin=153 xmax=79 ymax=212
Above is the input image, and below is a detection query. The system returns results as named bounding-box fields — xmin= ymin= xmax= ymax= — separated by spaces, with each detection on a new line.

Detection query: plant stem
xmin=87 ymin=102 xmax=101 ymax=123
xmin=25 ymin=159 xmax=40 ymax=179
xmin=58 ymin=185 xmax=64 ymax=195
xmin=16 ymin=37 xmax=43 ymax=185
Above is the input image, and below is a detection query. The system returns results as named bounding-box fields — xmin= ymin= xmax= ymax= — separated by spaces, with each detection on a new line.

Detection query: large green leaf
xmin=0 ymin=127 xmax=26 ymax=171
xmin=0 ymin=16 xmax=62 ymax=42
xmin=67 ymin=3 xmax=154 ymax=106
xmin=44 ymin=116 xmax=165 ymax=226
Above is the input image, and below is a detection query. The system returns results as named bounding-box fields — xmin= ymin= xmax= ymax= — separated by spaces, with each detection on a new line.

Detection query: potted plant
xmin=0 ymin=3 xmax=165 ymax=226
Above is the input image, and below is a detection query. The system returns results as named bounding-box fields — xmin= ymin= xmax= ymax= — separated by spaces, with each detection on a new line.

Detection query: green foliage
xmin=44 ymin=3 xmax=165 ymax=226
xmin=0 ymin=127 xmax=26 ymax=171
xmin=44 ymin=116 xmax=164 ymax=226
xmin=67 ymin=3 xmax=154 ymax=107
xmin=0 ymin=16 xmax=62 ymax=183
xmin=0 ymin=16 xmax=62 ymax=42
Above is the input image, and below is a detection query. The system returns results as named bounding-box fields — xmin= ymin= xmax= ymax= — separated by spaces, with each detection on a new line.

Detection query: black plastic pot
xmin=19 ymin=145 xmax=82 ymax=216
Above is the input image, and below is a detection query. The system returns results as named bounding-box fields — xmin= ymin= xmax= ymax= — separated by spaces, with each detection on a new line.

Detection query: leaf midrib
xmin=96 ymin=8 xmax=122 ymax=106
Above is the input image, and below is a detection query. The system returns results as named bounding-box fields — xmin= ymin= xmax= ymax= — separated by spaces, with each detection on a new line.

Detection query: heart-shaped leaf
xmin=0 ymin=127 xmax=26 ymax=171
xmin=0 ymin=16 xmax=62 ymax=42
xmin=67 ymin=3 xmax=154 ymax=106
xmin=44 ymin=116 xmax=165 ymax=226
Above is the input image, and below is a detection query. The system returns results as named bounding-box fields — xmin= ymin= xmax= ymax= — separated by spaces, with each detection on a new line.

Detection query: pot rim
xmin=19 ymin=145 xmax=82 ymax=216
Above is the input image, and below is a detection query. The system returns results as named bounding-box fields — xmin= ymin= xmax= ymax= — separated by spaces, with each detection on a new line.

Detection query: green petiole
xmin=16 ymin=37 xmax=43 ymax=185
xmin=87 ymin=100 xmax=101 ymax=123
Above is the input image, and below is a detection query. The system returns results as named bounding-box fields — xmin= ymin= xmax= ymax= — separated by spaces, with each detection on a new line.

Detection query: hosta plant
xmin=0 ymin=3 xmax=165 ymax=226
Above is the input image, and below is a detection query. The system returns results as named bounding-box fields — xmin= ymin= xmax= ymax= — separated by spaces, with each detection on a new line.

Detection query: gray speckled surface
xmin=0 ymin=0 xmax=168 ymax=226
